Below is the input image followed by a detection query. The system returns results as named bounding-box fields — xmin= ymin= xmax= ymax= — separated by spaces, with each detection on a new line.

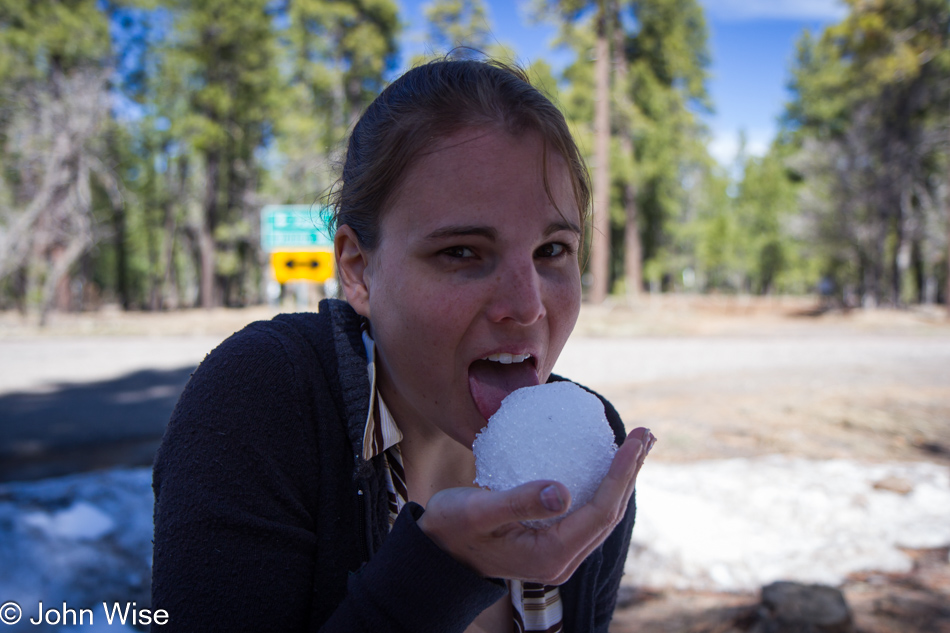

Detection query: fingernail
xmin=541 ymin=485 xmax=564 ymax=512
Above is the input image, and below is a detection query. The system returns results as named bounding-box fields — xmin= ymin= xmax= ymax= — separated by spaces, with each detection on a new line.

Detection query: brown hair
xmin=330 ymin=57 xmax=591 ymax=249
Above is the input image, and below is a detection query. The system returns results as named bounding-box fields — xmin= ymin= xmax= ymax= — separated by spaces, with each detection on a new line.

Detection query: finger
xmin=470 ymin=480 xmax=573 ymax=530
xmin=555 ymin=430 xmax=643 ymax=550
xmin=542 ymin=432 xmax=647 ymax=580
xmin=548 ymin=481 xmax=640 ymax=585
xmin=635 ymin=429 xmax=658 ymax=481
xmin=532 ymin=436 xmax=643 ymax=584
xmin=533 ymin=429 xmax=655 ymax=583
xmin=606 ymin=427 xmax=648 ymax=507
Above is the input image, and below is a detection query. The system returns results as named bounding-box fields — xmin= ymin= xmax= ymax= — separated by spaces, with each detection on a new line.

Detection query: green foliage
xmin=535 ymin=0 xmax=724 ymax=295
xmin=732 ymin=145 xmax=813 ymax=293
xmin=782 ymin=0 xmax=950 ymax=305
xmin=15 ymin=0 xmax=944 ymax=314
xmin=424 ymin=0 xmax=492 ymax=53
xmin=0 ymin=0 xmax=111 ymax=82
xmin=0 ymin=0 xmax=118 ymax=316
xmin=618 ymin=0 xmax=711 ymax=291
xmin=413 ymin=0 xmax=515 ymax=66
xmin=288 ymin=0 xmax=400 ymax=122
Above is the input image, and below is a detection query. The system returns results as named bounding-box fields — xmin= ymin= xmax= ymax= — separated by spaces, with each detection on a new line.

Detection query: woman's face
xmin=340 ymin=127 xmax=582 ymax=449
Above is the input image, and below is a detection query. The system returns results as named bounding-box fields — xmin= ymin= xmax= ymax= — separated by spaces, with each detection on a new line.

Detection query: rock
xmin=871 ymin=476 xmax=914 ymax=495
xmin=753 ymin=581 xmax=854 ymax=633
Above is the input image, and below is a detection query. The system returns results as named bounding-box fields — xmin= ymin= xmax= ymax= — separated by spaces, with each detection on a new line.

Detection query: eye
xmin=535 ymin=242 xmax=571 ymax=258
xmin=441 ymin=245 xmax=476 ymax=259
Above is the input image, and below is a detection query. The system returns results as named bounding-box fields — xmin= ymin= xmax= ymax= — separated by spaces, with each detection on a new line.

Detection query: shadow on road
xmin=0 ymin=366 xmax=195 ymax=483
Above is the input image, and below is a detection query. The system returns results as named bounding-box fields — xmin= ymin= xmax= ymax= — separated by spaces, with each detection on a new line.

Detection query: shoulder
xmin=188 ymin=298 xmax=361 ymax=396
xmin=185 ymin=313 xmax=325 ymax=400
xmin=546 ymin=374 xmax=626 ymax=446
xmin=166 ymin=302 xmax=359 ymax=442
xmin=155 ymin=303 xmax=364 ymax=503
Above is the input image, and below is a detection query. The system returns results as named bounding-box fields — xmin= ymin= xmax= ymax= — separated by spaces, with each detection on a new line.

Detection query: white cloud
xmin=701 ymin=0 xmax=847 ymax=22
xmin=709 ymin=127 xmax=772 ymax=169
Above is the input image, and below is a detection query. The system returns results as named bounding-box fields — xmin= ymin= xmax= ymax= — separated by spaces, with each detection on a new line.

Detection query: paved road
xmin=0 ymin=337 xmax=221 ymax=482
xmin=2 ymin=331 xmax=948 ymax=482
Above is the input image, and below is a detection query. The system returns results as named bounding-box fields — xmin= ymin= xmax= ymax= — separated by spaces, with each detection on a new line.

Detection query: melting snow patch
xmin=625 ymin=456 xmax=950 ymax=591
xmin=2 ymin=457 xmax=948 ymax=625
xmin=22 ymin=502 xmax=115 ymax=541
xmin=0 ymin=469 xmax=153 ymax=632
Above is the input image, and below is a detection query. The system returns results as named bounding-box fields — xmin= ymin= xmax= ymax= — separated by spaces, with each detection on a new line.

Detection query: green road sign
xmin=261 ymin=205 xmax=334 ymax=251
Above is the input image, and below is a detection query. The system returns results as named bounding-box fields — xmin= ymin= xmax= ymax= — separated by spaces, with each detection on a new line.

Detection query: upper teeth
xmin=484 ymin=353 xmax=531 ymax=364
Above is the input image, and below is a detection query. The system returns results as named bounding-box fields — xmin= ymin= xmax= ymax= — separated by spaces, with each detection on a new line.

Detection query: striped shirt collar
xmin=360 ymin=324 xmax=404 ymax=461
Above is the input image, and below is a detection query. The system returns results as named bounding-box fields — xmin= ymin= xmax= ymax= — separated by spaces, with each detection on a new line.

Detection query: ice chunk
xmin=473 ymin=381 xmax=617 ymax=526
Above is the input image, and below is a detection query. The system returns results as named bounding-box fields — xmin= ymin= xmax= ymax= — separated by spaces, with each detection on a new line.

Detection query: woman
xmin=151 ymin=58 xmax=655 ymax=632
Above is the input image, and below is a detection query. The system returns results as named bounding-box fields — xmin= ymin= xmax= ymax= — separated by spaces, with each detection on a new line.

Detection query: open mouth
xmin=468 ymin=353 xmax=540 ymax=421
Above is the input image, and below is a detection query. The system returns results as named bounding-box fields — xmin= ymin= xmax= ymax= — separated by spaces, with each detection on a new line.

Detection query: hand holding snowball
xmin=418 ymin=424 xmax=655 ymax=585
xmin=474 ymin=382 xmax=622 ymax=526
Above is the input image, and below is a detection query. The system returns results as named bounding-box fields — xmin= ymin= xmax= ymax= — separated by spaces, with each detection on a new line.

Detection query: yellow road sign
xmin=271 ymin=250 xmax=335 ymax=284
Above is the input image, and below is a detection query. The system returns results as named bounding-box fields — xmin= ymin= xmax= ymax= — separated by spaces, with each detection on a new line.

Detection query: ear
xmin=335 ymin=224 xmax=372 ymax=319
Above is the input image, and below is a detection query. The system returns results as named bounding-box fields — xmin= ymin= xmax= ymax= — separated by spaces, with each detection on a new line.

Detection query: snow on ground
xmin=0 ymin=457 xmax=948 ymax=631
xmin=626 ymin=456 xmax=950 ymax=591
xmin=0 ymin=469 xmax=150 ymax=632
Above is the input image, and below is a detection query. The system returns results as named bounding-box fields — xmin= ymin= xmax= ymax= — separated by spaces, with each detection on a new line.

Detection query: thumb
xmin=478 ymin=480 xmax=573 ymax=528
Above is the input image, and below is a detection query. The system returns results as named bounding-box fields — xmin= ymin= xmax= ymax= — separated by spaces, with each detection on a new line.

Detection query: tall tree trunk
xmin=184 ymin=226 xmax=202 ymax=308
xmin=609 ymin=0 xmax=641 ymax=299
xmin=158 ymin=199 xmax=177 ymax=311
xmin=910 ymin=238 xmax=923 ymax=304
xmin=40 ymin=236 xmax=91 ymax=326
xmin=113 ymin=193 xmax=130 ymax=310
xmin=90 ymin=153 xmax=129 ymax=311
xmin=199 ymin=151 xmax=220 ymax=310
xmin=622 ymin=184 xmax=641 ymax=296
xmin=147 ymin=205 xmax=161 ymax=311
xmin=590 ymin=2 xmax=610 ymax=304
xmin=891 ymin=190 xmax=911 ymax=307
xmin=40 ymin=152 xmax=95 ymax=325
xmin=13 ymin=267 xmax=27 ymax=315
xmin=946 ymin=208 xmax=950 ymax=316
xmin=161 ymin=155 xmax=188 ymax=310
xmin=226 ymin=134 xmax=250 ymax=308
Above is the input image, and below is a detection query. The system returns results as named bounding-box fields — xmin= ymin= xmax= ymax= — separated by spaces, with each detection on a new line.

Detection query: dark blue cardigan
xmin=151 ymin=299 xmax=636 ymax=631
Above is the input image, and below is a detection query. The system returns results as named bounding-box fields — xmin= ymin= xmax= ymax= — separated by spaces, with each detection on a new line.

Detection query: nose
xmin=486 ymin=256 xmax=546 ymax=325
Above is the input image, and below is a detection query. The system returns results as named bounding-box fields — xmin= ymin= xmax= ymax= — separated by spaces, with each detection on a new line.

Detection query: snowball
xmin=473 ymin=382 xmax=618 ymax=526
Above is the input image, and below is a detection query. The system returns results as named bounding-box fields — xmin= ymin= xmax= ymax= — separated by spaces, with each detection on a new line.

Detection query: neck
xmin=396 ymin=417 xmax=478 ymax=508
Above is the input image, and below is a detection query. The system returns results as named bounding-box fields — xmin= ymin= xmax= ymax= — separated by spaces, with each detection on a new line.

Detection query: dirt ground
xmin=573 ymin=297 xmax=950 ymax=633
xmin=2 ymin=294 xmax=949 ymax=632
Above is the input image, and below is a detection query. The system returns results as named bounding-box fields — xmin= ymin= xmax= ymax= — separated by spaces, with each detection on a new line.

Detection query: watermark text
xmin=0 ymin=601 xmax=168 ymax=627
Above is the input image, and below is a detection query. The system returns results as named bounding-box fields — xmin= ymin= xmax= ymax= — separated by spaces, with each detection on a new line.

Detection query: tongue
xmin=469 ymin=359 xmax=540 ymax=421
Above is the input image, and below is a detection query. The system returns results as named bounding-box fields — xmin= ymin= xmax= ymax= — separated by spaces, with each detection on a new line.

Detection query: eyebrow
xmin=424 ymin=221 xmax=580 ymax=242
xmin=546 ymin=220 xmax=582 ymax=236
xmin=424 ymin=225 xmax=498 ymax=241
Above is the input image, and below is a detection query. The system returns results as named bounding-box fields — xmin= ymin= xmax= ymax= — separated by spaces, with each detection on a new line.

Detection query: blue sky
xmin=394 ymin=0 xmax=848 ymax=165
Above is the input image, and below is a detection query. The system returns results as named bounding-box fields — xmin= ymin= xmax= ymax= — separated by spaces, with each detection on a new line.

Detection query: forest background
xmin=0 ymin=0 xmax=948 ymax=323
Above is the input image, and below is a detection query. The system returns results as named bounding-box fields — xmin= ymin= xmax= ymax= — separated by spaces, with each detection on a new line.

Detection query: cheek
xmin=548 ymin=267 xmax=582 ymax=318
xmin=546 ymin=271 xmax=582 ymax=351
xmin=371 ymin=269 xmax=475 ymax=356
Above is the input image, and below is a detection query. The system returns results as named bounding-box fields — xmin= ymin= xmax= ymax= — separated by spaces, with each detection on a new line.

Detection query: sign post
xmin=260 ymin=206 xmax=337 ymax=301
xmin=260 ymin=205 xmax=334 ymax=252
